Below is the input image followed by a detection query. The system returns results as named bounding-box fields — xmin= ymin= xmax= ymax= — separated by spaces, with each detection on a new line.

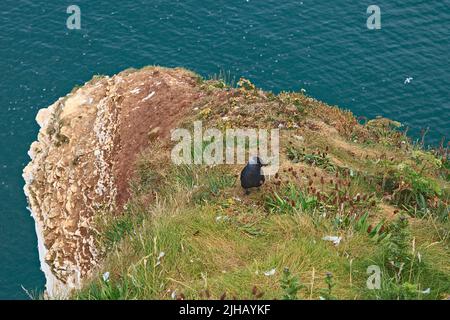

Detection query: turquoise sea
xmin=0 ymin=0 xmax=448 ymax=299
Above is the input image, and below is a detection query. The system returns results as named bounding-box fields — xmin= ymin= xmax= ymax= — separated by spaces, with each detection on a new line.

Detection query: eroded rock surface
xmin=23 ymin=67 xmax=201 ymax=297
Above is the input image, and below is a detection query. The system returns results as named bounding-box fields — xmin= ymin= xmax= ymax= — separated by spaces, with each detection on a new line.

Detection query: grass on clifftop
xmin=74 ymin=74 xmax=449 ymax=300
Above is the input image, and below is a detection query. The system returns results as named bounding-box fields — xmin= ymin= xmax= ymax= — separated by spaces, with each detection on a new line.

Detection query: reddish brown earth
xmin=112 ymin=68 xmax=203 ymax=206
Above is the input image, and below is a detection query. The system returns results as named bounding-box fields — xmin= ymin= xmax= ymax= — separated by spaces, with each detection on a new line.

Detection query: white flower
xmin=155 ymin=251 xmax=165 ymax=266
xmin=216 ymin=216 xmax=230 ymax=222
xmin=421 ymin=288 xmax=431 ymax=294
xmin=264 ymin=268 xmax=276 ymax=276
xmin=322 ymin=236 xmax=342 ymax=246
xmin=102 ymin=272 xmax=110 ymax=282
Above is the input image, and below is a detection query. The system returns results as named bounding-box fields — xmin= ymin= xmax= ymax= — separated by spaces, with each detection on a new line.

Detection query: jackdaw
xmin=240 ymin=156 xmax=266 ymax=194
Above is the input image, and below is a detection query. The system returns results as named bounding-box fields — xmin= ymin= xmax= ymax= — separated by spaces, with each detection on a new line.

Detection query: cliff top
xmin=24 ymin=67 xmax=449 ymax=299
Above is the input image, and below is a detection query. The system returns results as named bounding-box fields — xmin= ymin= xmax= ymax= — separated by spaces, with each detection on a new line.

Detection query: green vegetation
xmin=280 ymin=267 xmax=306 ymax=300
xmin=75 ymin=76 xmax=449 ymax=300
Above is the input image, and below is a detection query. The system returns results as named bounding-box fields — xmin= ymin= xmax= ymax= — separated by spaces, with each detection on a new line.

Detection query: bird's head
xmin=249 ymin=156 xmax=268 ymax=167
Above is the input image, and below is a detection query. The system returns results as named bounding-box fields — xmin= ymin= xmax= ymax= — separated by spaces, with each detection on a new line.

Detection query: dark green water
xmin=0 ymin=0 xmax=448 ymax=299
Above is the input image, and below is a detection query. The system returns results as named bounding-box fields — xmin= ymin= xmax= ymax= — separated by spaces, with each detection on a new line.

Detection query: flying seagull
xmin=404 ymin=77 xmax=413 ymax=84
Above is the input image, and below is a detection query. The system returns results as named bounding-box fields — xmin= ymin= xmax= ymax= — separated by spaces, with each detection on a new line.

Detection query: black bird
xmin=240 ymin=156 xmax=266 ymax=194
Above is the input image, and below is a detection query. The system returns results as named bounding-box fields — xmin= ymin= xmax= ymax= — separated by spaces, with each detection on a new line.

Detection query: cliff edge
xmin=23 ymin=67 xmax=201 ymax=297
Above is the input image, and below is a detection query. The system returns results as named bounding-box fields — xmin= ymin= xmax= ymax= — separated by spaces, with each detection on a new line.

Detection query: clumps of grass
xmin=287 ymin=145 xmax=335 ymax=172
xmin=190 ymin=168 xmax=236 ymax=204
xmin=317 ymin=173 xmax=376 ymax=224
xmin=80 ymin=275 xmax=130 ymax=300
xmin=366 ymin=215 xmax=438 ymax=300
xmin=265 ymin=183 xmax=317 ymax=215
xmin=171 ymin=164 xmax=198 ymax=189
xmin=276 ymin=91 xmax=307 ymax=115
xmin=154 ymin=163 xmax=237 ymax=207
xmin=101 ymin=214 xmax=135 ymax=249
xmin=374 ymin=280 xmax=424 ymax=300
xmin=193 ymin=173 xmax=236 ymax=204
xmin=129 ymin=160 xmax=163 ymax=195
xmin=267 ymin=166 xmax=378 ymax=230
xmin=96 ymin=199 xmax=147 ymax=251
xmin=78 ymin=206 xmax=191 ymax=300
xmin=209 ymin=69 xmax=237 ymax=88
xmin=365 ymin=117 xmax=405 ymax=146
xmin=412 ymin=150 xmax=443 ymax=172
xmin=206 ymin=174 xmax=236 ymax=196
xmin=129 ymin=141 xmax=172 ymax=196
xmin=305 ymin=102 xmax=360 ymax=139
xmin=365 ymin=150 xmax=448 ymax=221
xmin=214 ymin=199 xmax=267 ymax=237
xmin=354 ymin=212 xmax=389 ymax=243
xmin=362 ymin=213 xmax=450 ymax=300
xmin=395 ymin=164 xmax=441 ymax=199
xmin=21 ymin=286 xmax=45 ymax=300
xmin=390 ymin=164 xmax=447 ymax=220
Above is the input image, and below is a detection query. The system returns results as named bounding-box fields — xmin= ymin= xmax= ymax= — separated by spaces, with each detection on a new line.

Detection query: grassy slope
xmin=75 ymin=74 xmax=449 ymax=300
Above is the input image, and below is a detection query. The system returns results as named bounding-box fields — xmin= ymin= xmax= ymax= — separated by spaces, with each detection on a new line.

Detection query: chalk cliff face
xmin=23 ymin=67 xmax=201 ymax=297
